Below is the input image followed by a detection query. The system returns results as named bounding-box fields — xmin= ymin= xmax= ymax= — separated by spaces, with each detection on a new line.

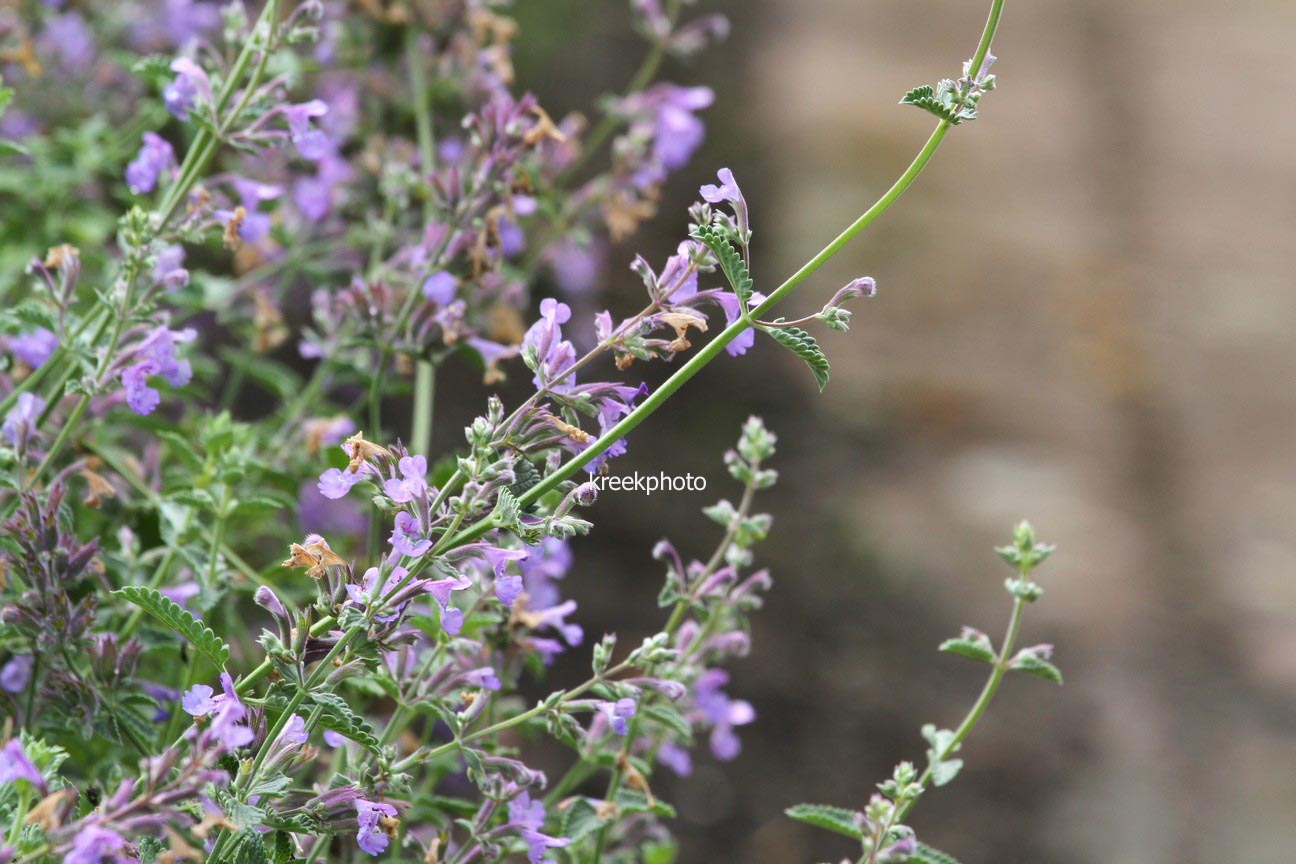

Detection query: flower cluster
xmin=0 ymin=2 xmax=1052 ymax=864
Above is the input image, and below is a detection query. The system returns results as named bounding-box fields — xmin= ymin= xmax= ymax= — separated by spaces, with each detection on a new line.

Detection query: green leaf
xmin=760 ymin=325 xmax=830 ymax=391
xmin=270 ymin=831 xmax=295 ymax=864
xmin=644 ymin=704 xmax=693 ymax=742
xmin=690 ymin=222 xmax=753 ymax=305
xmin=560 ymin=797 xmax=607 ymax=843
xmin=615 ymin=789 xmax=675 ymax=818
xmin=938 ymin=633 xmax=995 ymax=665
xmin=900 ymin=81 xmax=978 ymax=125
xmin=233 ymin=829 xmax=269 ymax=864
xmin=114 ymin=585 xmax=230 ymax=669
xmin=308 ymin=692 xmax=382 ymax=754
xmin=1008 ymin=654 xmax=1063 ymax=685
xmin=784 ymin=803 xmax=865 ymax=840
xmin=907 ymin=842 xmax=965 ymax=864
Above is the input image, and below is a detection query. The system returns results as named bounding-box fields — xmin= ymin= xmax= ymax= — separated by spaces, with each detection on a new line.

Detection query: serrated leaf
xmin=560 ymin=797 xmax=607 ymax=843
xmin=938 ymin=637 xmax=996 ymax=664
xmin=644 ymin=704 xmax=693 ymax=742
xmin=270 ymin=831 xmax=294 ymax=864
xmin=114 ymin=585 xmax=229 ymax=669
xmin=907 ymin=842 xmax=965 ymax=864
xmin=784 ymin=803 xmax=865 ymax=840
xmin=308 ymin=692 xmax=381 ymax=754
xmin=900 ymin=81 xmax=979 ymax=125
xmin=1008 ymin=655 xmax=1063 ymax=685
xmin=233 ymin=829 xmax=269 ymax=864
xmin=690 ymin=222 xmax=753 ymax=305
xmin=761 ymin=325 xmax=830 ymax=391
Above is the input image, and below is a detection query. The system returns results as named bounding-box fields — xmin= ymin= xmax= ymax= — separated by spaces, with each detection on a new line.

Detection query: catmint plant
xmin=0 ymin=0 xmax=1056 ymax=863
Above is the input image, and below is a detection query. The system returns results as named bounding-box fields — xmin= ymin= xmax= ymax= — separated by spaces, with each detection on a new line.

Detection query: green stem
xmin=412 ymin=360 xmax=435 ymax=457
xmin=894 ymin=593 xmax=1025 ymax=826
xmin=442 ymin=0 xmax=1002 ymax=557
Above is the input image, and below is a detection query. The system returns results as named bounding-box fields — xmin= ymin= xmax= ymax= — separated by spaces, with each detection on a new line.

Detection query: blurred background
xmin=494 ymin=1 xmax=1296 ymax=861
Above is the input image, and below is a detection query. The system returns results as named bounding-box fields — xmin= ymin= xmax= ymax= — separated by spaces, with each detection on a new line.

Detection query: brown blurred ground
xmin=505 ymin=1 xmax=1296 ymax=861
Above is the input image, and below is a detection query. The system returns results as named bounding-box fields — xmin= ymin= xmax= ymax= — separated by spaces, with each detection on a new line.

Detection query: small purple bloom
xmin=464 ymin=667 xmax=502 ymax=691
xmin=390 ymin=511 xmax=431 ymax=558
xmin=699 ymin=167 xmax=749 ymax=239
xmin=507 ymin=792 xmax=570 ymax=863
xmin=597 ymin=697 xmax=637 ymax=736
xmin=164 ymin=57 xmax=212 ymax=120
xmin=277 ymin=713 xmax=308 ymax=747
xmin=421 ymin=271 xmax=457 ymax=305
xmin=285 ymin=100 xmax=331 ymax=161
xmin=495 ymin=574 xmax=523 ymax=608
xmin=8 ymin=328 xmax=58 ymax=368
xmin=355 ymin=799 xmax=398 ymax=855
xmin=0 ymin=655 xmax=33 ymax=693
xmin=152 ymin=244 xmax=188 ymax=289
xmin=63 ymin=826 xmax=127 ymax=864
xmin=2 ymin=392 xmax=45 ymax=445
xmin=694 ymin=669 xmax=755 ymax=760
xmin=181 ymin=683 xmax=216 ymax=717
xmin=382 ymin=455 xmax=427 ymax=503
xmin=0 ymin=740 xmax=43 ymax=790
xmin=522 ymin=298 xmax=576 ymax=390
xmin=318 ymin=466 xmax=365 ymax=500
xmin=125 ymin=132 xmax=175 ymax=194
xmin=323 ymin=730 xmax=345 ymax=748
xmin=39 ymin=13 xmax=95 ymax=73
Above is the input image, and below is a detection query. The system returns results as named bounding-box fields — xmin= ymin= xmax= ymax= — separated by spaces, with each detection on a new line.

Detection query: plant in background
xmin=0 ymin=1 xmax=1050 ymax=863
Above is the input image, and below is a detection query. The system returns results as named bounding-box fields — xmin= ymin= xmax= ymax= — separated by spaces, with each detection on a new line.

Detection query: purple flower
xmin=2 ymin=393 xmax=45 ymax=445
xmin=652 ymin=85 xmax=713 ymax=170
xmin=183 ymin=672 xmax=254 ymax=749
xmin=656 ymin=741 xmax=693 ymax=777
xmin=711 ymin=291 xmax=757 ymax=357
xmin=181 ymin=683 xmax=216 ymax=717
xmin=285 ymin=100 xmax=331 ymax=161
xmin=152 ymin=244 xmax=188 ymax=289
xmin=39 ymin=13 xmax=95 ymax=73
xmin=216 ymin=178 xmax=282 ymax=244
xmin=125 ymin=132 xmax=175 ymax=194
xmin=355 ymin=799 xmax=398 ymax=856
xmin=465 ymin=337 xmax=519 ymax=385
xmin=293 ymin=152 xmax=352 ymax=222
xmin=323 ymin=730 xmax=345 ymax=748
xmin=421 ymin=271 xmax=457 ymax=305
xmin=0 ymin=655 xmax=33 ymax=692
xmin=464 ymin=667 xmax=502 ymax=691
xmin=119 ymin=327 xmax=196 ymax=415
xmin=694 ymin=669 xmax=755 ymax=760
xmin=277 ymin=713 xmax=308 ymax=747
xmin=424 ymin=573 xmax=472 ymax=635
xmin=298 ymin=479 xmax=362 ymax=534
xmin=507 ymin=792 xmax=570 ymax=863
xmin=382 ymin=455 xmax=428 ymax=503
xmin=495 ymin=574 xmax=523 ymax=607
xmin=522 ymin=298 xmax=576 ymax=390
xmin=8 ymin=328 xmax=58 ymax=368
xmin=164 ymin=57 xmax=212 ymax=120
xmin=0 ymin=740 xmax=44 ymax=791
xmin=318 ymin=466 xmax=365 ymax=500
xmin=596 ymin=697 xmax=637 ymax=735
xmin=699 ymin=167 xmax=749 ymax=239
xmin=64 ymin=826 xmax=128 ymax=864
xmin=547 ymin=240 xmax=604 ymax=297
xmin=389 ymin=511 xmax=431 ymax=558
xmin=519 ymin=538 xmax=572 ymax=610
xmin=455 ymin=542 xmax=528 ymax=580
xmin=526 ymin=599 xmax=583 ymax=647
